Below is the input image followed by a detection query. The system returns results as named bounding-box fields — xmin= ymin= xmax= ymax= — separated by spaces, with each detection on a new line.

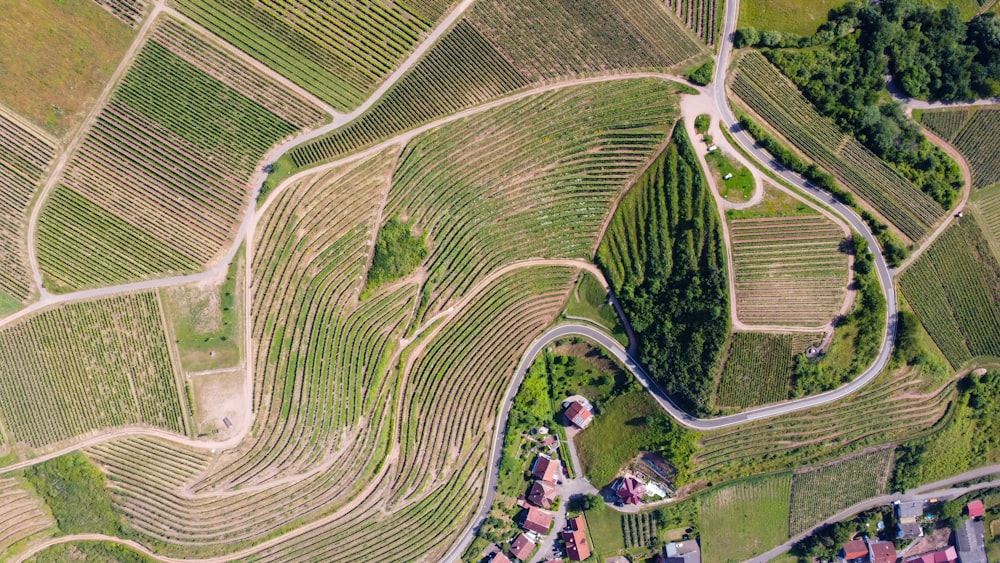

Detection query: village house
xmin=895 ymin=500 xmax=927 ymax=539
xmin=905 ymin=546 xmax=958 ymax=563
xmin=611 ymin=476 xmax=646 ymax=505
xmin=967 ymin=499 xmax=985 ymax=519
xmin=531 ymin=454 xmax=562 ymax=483
xmin=509 ymin=533 xmax=535 ymax=561
xmin=840 ymin=539 xmax=869 ymax=563
xmin=560 ymin=516 xmax=590 ymax=561
xmin=564 ymin=400 xmax=593 ymax=429
xmin=527 ymin=479 xmax=557 ymax=508
xmin=955 ymin=518 xmax=988 ymax=563
xmin=520 ymin=506 xmax=553 ymax=535
xmin=664 ymin=539 xmax=701 ymax=563
xmin=492 ymin=552 xmax=512 ymax=563
xmin=838 ymin=537 xmax=896 ymax=563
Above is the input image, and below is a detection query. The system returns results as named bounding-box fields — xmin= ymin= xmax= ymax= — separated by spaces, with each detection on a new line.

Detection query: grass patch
xmin=365 ymin=217 xmax=427 ymax=292
xmin=700 ymin=473 xmax=792 ymax=562
xmin=23 ymin=452 xmax=124 ymax=536
xmin=585 ymin=507 xmax=626 ymax=556
xmin=0 ymin=0 xmax=133 ymax=135
xmin=726 ymin=184 xmax=816 ymax=219
xmin=258 ymin=154 xmax=298 ymax=204
xmin=562 ymin=272 xmax=628 ymax=346
xmin=705 ymin=149 xmax=754 ymax=203
xmin=27 ymin=541 xmax=153 ymax=562
xmin=738 ymin=0 xmax=853 ymax=35
xmin=0 ymin=289 xmax=22 ymax=317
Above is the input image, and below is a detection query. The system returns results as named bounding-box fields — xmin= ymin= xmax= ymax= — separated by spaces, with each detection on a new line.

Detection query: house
xmin=955 ymin=518 xmax=988 ymax=563
xmin=528 ymin=480 xmax=558 ymax=508
xmin=561 ymin=516 xmax=590 ymax=561
xmin=967 ymin=499 xmax=985 ymax=519
xmin=509 ymin=533 xmax=535 ymax=561
xmin=521 ymin=506 xmax=553 ymax=535
xmin=840 ymin=539 xmax=869 ymax=563
xmin=492 ymin=552 xmax=513 ymax=563
xmin=665 ymin=539 xmax=701 ymax=563
xmin=531 ymin=454 xmax=561 ymax=482
xmin=564 ymin=401 xmax=593 ymax=429
xmin=869 ymin=540 xmax=896 ymax=563
xmin=612 ymin=476 xmax=646 ymax=504
xmin=895 ymin=500 xmax=926 ymax=539
xmin=905 ymin=546 xmax=958 ymax=563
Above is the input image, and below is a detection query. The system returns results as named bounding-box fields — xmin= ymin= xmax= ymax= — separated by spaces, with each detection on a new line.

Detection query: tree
xmin=734 ymin=27 xmax=760 ymax=48
xmin=582 ymin=494 xmax=605 ymax=512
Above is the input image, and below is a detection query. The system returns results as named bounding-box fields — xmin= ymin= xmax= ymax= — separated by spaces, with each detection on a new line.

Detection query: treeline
xmin=792 ymin=239 xmax=885 ymax=395
xmin=597 ymin=125 xmax=729 ymax=414
xmin=738 ymin=0 xmax=970 ymax=209
xmin=738 ymin=113 xmax=907 ymax=266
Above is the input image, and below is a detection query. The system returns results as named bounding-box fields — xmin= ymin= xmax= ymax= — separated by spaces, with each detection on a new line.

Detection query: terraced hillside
xmin=0 ymin=109 xmax=55 ymax=306
xmin=0 ymin=477 xmax=53 ymax=556
xmin=37 ymin=17 xmax=325 ymax=291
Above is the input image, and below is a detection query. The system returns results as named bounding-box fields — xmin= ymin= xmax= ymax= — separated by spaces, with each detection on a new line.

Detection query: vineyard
xmin=287 ymin=20 xmax=529 ymax=168
xmin=0 ymin=477 xmax=53 ymax=557
xmin=920 ymin=106 xmax=1000 ymax=190
xmin=92 ymin=0 xmax=150 ymax=26
xmin=469 ymin=0 xmax=706 ymax=82
xmin=899 ymin=215 xmax=1000 ymax=367
xmin=0 ymin=292 xmax=185 ymax=449
xmin=0 ymin=109 xmax=55 ymax=303
xmin=972 ymin=184 xmax=1000 ymax=261
xmin=172 ymin=0 xmax=450 ymax=110
xmin=728 ymin=214 xmax=849 ymax=326
xmin=622 ymin=511 xmax=660 ymax=550
xmin=666 ymin=0 xmax=721 ymax=45
xmin=38 ymin=17 xmax=319 ymax=291
xmin=695 ymin=365 xmax=955 ymax=484
xmin=733 ymin=51 xmax=945 ymax=242
xmin=788 ymin=447 xmax=895 ymax=536
xmin=700 ymin=474 xmax=792 ymax=562
xmin=716 ymin=333 xmax=795 ymax=409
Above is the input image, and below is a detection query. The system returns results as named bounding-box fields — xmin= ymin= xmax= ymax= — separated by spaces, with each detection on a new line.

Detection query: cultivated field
xmin=920 ymin=106 xmax=1000 ymax=190
xmin=728 ymin=214 xmax=849 ymax=326
xmin=716 ymin=332 xmax=794 ymax=409
xmin=288 ymin=20 xmax=529 ymax=168
xmin=733 ymin=51 xmax=944 ymax=241
xmin=623 ymin=511 xmax=660 ymax=551
xmin=700 ymin=474 xmax=792 ymax=562
xmin=172 ymin=0 xmax=451 ymax=110
xmin=469 ymin=0 xmax=706 ymax=82
xmin=0 ymin=109 xmax=56 ymax=305
xmin=972 ymin=183 xmax=1000 ymax=261
xmin=0 ymin=477 xmax=53 ymax=556
xmin=899 ymin=215 xmax=1000 ymax=367
xmin=0 ymin=293 xmax=185 ymax=449
xmin=738 ymin=0 xmax=853 ymax=35
xmin=0 ymin=0 xmax=133 ymax=135
xmin=666 ymin=0 xmax=722 ymax=45
xmin=37 ymin=17 xmax=322 ymax=291
xmin=92 ymin=0 xmax=150 ymax=26
xmin=788 ymin=447 xmax=895 ymax=535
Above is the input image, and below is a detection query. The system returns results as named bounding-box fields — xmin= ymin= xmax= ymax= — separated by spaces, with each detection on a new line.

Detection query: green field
xmin=972 ymin=183 xmax=1000 ymax=262
xmin=716 ymin=333 xmax=794 ymax=409
xmin=562 ymin=272 xmax=628 ymax=346
xmin=706 ymin=149 xmax=754 ymax=202
xmin=738 ymin=0 xmax=852 ymax=35
xmin=586 ymin=507 xmax=627 ymax=556
xmin=27 ymin=541 xmax=154 ymax=563
xmin=700 ymin=474 xmax=792 ymax=562
xmin=0 ymin=0 xmax=133 ymax=134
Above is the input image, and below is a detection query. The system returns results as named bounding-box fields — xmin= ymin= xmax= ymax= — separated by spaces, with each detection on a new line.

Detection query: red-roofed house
xmin=968 ymin=499 xmax=985 ymax=519
xmin=531 ymin=454 xmax=561 ymax=482
xmin=521 ymin=506 xmax=553 ymax=534
xmin=840 ymin=539 xmax=868 ymax=563
xmin=509 ymin=533 xmax=535 ymax=561
xmin=612 ymin=477 xmax=646 ymax=504
xmin=905 ymin=546 xmax=958 ymax=563
xmin=493 ymin=552 xmax=512 ymax=563
xmin=528 ymin=480 xmax=557 ymax=508
xmin=564 ymin=401 xmax=593 ymax=429
xmin=870 ymin=541 xmax=896 ymax=563
xmin=561 ymin=517 xmax=590 ymax=561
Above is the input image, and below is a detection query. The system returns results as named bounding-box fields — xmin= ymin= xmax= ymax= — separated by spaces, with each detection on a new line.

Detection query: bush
xmin=687 ymin=61 xmax=715 ymax=86
xmin=365 ymin=216 xmax=427 ymax=290
xmin=694 ymin=114 xmax=711 ymax=134
xmin=23 ymin=452 xmax=125 ymax=535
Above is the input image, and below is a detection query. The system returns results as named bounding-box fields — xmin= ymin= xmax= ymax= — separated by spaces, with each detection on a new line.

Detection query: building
xmin=955 ymin=518 xmax=988 ymax=563
xmin=561 ymin=516 xmax=590 ymax=561
xmin=521 ymin=506 xmax=553 ymax=535
xmin=905 ymin=546 xmax=958 ymax=563
xmin=527 ymin=480 xmax=558 ymax=508
xmin=531 ymin=454 xmax=561 ymax=482
xmin=869 ymin=540 xmax=897 ymax=563
xmin=967 ymin=499 xmax=985 ymax=519
xmin=840 ymin=539 xmax=869 ymax=563
xmin=895 ymin=500 xmax=926 ymax=539
xmin=564 ymin=401 xmax=593 ymax=429
xmin=509 ymin=533 xmax=535 ymax=561
xmin=665 ymin=539 xmax=701 ymax=563
xmin=493 ymin=552 xmax=512 ymax=563
xmin=612 ymin=476 xmax=646 ymax=504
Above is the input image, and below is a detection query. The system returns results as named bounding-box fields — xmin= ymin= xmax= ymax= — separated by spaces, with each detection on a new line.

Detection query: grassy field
xmin=788 ymin=448 xmax=894 ymax=535
xmin=0 ymin=0 xmax=133 ymax=135
xmin=706 ymin=150 xmax=754 ymax=202
xmin=738 ymin=0 xmax=852 ymax=35
xmin=586 ymin=507 xmax=627 ymax=556
xmin=972 ymin=183 xmax=1000 ymax=262
xmin=562 ymin=272 xmax=628 ymax=346
xmin=700 ymin=473 xmax=792 ymax=562
xmin=576 ymin=391 xmax=664 ymax=487
xmin=715 ymin=333 xmax=794 ymax=409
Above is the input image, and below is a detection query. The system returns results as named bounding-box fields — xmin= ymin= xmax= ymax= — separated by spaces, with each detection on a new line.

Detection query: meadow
xmin=738 ymin=0 xmax=852 ymax=35
xmin=562 ymin=272 xmax=628 ymax=346
xmin=700 ymin=474 xmax=792 ymax=562
xmin=972 ymin=183 xmax=1000 ymax=261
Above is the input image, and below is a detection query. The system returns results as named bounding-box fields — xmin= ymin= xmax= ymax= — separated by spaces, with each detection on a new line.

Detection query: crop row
xmin=386 ymin=79 xmax=678 ymax=321
xmin=728 ymin=214 xmax=849 ymax=326
xmin=623 ymin=511 xmax=660 ymax=549
xmin=0 ymin=477 xmax=53 ymax=554
xmin=39 ymin=29 xmax=299 ymax=290
xmin=0 ymin=292 xmax=184 ymax=448
xmin=788 ymin=447 xmax=894 ymax=535
xmin=733 ymin=51 xmax=942 ymax=241
xmin=172 ymin=0 xmax=446 ymax=110
xmin=0 ymin=109 xmax=55 ymax=301
xmin=974 ymin=185 xmax=1000 ymax=261
xmin=666 ymin=0 xmax=719 ymax=45
xmin=288 ymin=20 xmax=529 ymax=168
xmin=468 ymin=0 xmax=705 ymax=83
xmin=919 ymin=108 xmax=973 ymax=142
xmin=716 ymin=332 xmax=794 ymax=409
xmin=92 ymin=0 xmax=149 ymax=26
xmin=899 ymin=214 xmax=1000 ymax=367
xmin=946 ymin=107 xmax=1000 ymax=190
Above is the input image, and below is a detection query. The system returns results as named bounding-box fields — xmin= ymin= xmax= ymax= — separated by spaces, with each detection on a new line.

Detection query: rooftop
xmin=955 ymin=519 xmax=987 ymax=563
xmin=509 ymin=533 xmax=535 ymax=561
xmin=531 ymin=454 xmax=561 ymax=483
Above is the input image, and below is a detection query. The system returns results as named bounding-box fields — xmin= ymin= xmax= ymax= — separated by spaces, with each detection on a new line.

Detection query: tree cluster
xmin=365 ymin=216 xmax=428 ymax=291
xmin=23 ymin=452 xmax=126 ymax=536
